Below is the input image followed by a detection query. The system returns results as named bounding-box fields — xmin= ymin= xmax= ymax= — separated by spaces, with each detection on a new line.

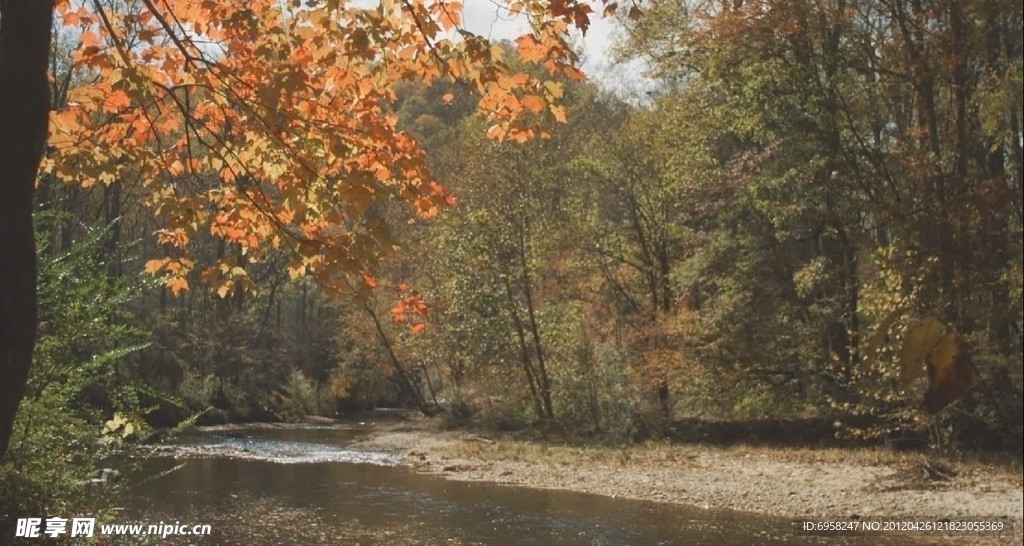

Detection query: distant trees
xmin=614 ymin=0 xmax=1022 ymax=443
xmin=337 ymin=0 xmax=1022 ymax=447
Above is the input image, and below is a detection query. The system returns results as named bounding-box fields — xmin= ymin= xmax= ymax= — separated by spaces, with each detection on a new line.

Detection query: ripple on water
xmin=160 ymin=437 xmax=399 ymax=465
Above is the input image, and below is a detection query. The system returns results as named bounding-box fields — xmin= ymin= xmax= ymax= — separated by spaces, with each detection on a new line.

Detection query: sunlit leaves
xmin=142 ymin=257 xmax=194 ymax=295
xmin=44 ymin=0 xmax=622 ymax=301
xmin=100 ymin=412 xmax=144 ymax=446
xmin=198 ymin=261 xmax=255 ymax=299
xmin=516 ymin=35 xmax=549 ymax=63
xmin=428 ymin=0 xmax=462 ymax=31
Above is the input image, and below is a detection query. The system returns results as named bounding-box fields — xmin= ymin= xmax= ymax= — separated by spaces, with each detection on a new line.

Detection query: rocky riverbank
xmin=350 ymin=415 xmax=1024 ymax=545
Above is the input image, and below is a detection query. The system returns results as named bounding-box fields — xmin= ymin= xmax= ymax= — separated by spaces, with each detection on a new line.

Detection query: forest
xmin=1 ymin=0 xmax=1021 ymax=538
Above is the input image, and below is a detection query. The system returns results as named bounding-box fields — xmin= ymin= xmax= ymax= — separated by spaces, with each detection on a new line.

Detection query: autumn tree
xmin=0 ymin=0 xmax=623 ymax=459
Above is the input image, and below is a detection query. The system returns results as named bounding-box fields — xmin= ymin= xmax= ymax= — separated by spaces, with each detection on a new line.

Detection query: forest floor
xmin=350 ymin=414 xmax=1024 ymax=545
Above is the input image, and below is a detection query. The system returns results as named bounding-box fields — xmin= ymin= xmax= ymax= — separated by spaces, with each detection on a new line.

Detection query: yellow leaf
xmin=287 ymin=260 xmax=305 ymax=279
xmin=104 ymin=414 xmax=126 ymax=433
xmin=167 ymin=277 xmax=189 ymax=295
xmin=49 ymin=108 xmax=81 ymax=137
xmin=542 ymin=80 xmax=563 ymax=99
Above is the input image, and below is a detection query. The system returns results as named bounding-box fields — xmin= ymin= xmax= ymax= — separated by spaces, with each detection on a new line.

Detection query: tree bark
xmin=0 ymin=0 xmax=54 ymax=458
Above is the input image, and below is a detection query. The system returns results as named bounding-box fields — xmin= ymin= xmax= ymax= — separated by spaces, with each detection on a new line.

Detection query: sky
xmin=459 ymin=1 xmax=619 ymax=68
xmin=341 ymin=0 xmax=651 ymax=96
xmin=457 ymin=1 xmax=650 ymax=96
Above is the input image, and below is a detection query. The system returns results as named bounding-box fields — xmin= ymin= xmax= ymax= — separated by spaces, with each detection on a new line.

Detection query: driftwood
xmin=919 ymin=458 xmax=958 ymax=481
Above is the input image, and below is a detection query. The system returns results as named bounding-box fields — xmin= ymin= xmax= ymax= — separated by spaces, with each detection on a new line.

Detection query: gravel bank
xmin=351 ymin=416 xmax=1024 ymax=545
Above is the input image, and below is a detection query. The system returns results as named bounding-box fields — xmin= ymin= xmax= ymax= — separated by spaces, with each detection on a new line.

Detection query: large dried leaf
xmin=899 ymin=316 xmax=945 ymax=386
xmin=923 ymin=332 xmax=972 ymax=414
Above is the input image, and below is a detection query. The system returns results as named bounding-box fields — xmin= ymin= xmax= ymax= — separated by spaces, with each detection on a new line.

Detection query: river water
xmin=121 ymin=423 xmax=913 ymax=545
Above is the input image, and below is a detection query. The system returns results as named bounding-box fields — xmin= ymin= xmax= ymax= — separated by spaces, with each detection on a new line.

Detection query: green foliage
xmin=269 ymin=370 xmax=330 ymax=422
xmin=1 ymin=208 xmax=149 ymax=525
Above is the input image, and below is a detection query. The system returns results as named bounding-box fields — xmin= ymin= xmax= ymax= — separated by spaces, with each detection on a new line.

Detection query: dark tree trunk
xmin=503 ymin=275 xmax=546 ymax=420
xmin=0 ymin=0 xmax=54 ymax=458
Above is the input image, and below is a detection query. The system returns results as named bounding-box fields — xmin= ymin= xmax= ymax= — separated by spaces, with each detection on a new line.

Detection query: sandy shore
xmin=351 ymin=415 xmax=1024 ymax=544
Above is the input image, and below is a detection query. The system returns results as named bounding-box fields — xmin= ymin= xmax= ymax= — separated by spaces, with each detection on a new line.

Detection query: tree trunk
xmin=503 ymin=274 xmax=546 ymax=420
xmin=0 ymin=0 xmax=54 ymax=458
xmin=364 ymin=304 xmax=432 ymax=415
xmin=517 ymin=222 xmax=554 ymax=420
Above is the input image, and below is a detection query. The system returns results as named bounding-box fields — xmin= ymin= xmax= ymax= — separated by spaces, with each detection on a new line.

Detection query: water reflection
xmin=123 ymin=427 xmax=916 ymax=545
